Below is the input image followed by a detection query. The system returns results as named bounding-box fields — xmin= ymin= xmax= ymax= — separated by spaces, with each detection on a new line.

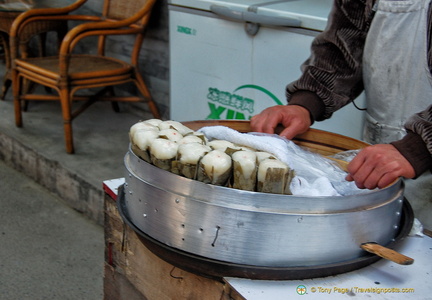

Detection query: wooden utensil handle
xmin=361 ymin=243 xmax=414 ymax=265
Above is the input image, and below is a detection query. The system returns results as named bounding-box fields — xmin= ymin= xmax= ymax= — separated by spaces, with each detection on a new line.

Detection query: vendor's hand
xmin=346 ymin=144 xmax=415 ymax=189
xmin=250 ymin=105 xmax=312 ymax=139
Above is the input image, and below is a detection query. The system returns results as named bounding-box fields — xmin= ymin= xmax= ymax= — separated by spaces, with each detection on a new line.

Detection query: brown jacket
xmin=287 ymin=0 xmax=432 ymax=176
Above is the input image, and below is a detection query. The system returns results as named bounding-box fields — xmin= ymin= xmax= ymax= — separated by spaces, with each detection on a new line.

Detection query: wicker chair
xmin=10 ymin=0 xmax=161 ymax=154
xmin=0 ymin=9 xmax=68 ymax=99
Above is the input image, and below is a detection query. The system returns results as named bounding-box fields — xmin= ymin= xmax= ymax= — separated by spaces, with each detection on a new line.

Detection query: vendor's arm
xmin=345 ymin=144 xmax=415 ymax=189
xmin=286 ymin=0 xmax=374 ymax=120
xmin=347 ymin=105 xmax=432 ymax=189
xmin=251 ymin=0 xmax=374 ymax=136
xmin=249 ymin=91 xmax=320 ymax=139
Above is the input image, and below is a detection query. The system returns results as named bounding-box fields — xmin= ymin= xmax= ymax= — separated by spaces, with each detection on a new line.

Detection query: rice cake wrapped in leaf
xmin=255 ymin=151 xmax=276 ymax=163
xmin=177 ymin=143 xmax=211 ymax=179
xmin=257 ymin=158 xmax=294 ymax=195
xmin=207 ymin=140 xmax=236 ymax=152
xmin=178 ymin=135 xmax=206 ymax=145
xmin=158 ymin=128 xmax=183 ymax=142
xmin=143 ymin=118 xmax=163 ymax=127
xmin=231 ymin=150 xmax=257 ymax=191
xmin=131 ymin=128 xmax=159 ymax=162
xmin=129 ymin=121 xmax=158 ymax=142
xmin=197 ymin=150 xmax=232 ymax=186
xmin=158 ymin=120 xmax=194 ymax=136
xmin=187 ymin=131 xmax=208 ymax=144
xmin=149 ymin=138 xmax=179 ymax=171
xmin=284 ymin=170 xmax=295 ymax=195
xmin=234 ymin=145 xmax=257 ymax=152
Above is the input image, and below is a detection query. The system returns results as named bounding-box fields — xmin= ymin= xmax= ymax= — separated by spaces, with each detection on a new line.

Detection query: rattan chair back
xmin=104 ymin=0 xmax=152 ymax=23
xmin=10 ymin=0 xmax=161 ymax=154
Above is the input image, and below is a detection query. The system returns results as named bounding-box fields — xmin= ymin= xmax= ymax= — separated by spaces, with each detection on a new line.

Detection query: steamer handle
xmin=360 ymin=242 xmax=414 ymax=265
xmin=210 ymin=5 xmax=302 ymax=27
xmin=325 ymin=156 xmax=349 ymax=172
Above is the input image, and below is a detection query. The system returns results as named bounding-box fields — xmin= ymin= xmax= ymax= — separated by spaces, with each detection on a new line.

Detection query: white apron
xmin=363 ymin=0 xmax=432 ymax=228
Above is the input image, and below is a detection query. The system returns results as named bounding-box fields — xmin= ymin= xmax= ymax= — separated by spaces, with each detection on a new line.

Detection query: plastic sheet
xmin=409 ymin=218 xmax=425 ymax=237
xmin=199 ymin=126 xmax=367 ymax=196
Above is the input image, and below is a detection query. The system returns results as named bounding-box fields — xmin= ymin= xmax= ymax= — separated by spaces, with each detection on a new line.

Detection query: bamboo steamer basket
xmin=120 ymin=120 xmax=411 ymax=278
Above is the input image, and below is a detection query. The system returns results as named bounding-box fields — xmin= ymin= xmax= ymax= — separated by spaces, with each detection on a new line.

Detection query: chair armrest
xmin=62 ymin=22 xmax=142 ymax=53
xmin=59 ymin=0 xmax=156 ymax=55
xmin=10 ymin=0 xmax=89 ymax=38
xmin=55 ymin=19 xmax=145 ymax=76
xmin=9 ymin=0 xmax=91 ymax=60
xmin=9 ymin=0 xmax=92 ymax=39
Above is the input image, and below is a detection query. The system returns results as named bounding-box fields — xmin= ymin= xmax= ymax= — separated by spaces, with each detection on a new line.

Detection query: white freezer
xmin=169 ymin=0 xmax=366 ymax=140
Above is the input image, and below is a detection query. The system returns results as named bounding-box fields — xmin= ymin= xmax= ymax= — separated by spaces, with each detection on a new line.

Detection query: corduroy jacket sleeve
xmin=392 ymin=106 xmax=432 ymax=177
xmin=286 ymin=0 xmax=375 ymax=121
xmin=286 ymin=0 xmax=432 ymax=176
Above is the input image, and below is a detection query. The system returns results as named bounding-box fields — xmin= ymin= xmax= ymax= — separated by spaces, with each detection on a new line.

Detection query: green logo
xmin=297 ymin=285 xmax=307 ymax=295
xmin=177 ymin=25 xmax=196 ymax=35
xmin=234 ymin=84 xmax=283 ymax=106
xmin=205 ymin=85 xmax=282 ymax=120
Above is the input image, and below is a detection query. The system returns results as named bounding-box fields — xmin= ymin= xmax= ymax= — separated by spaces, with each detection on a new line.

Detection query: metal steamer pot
xmin=119 ymin=120 xmax=413 ymax=280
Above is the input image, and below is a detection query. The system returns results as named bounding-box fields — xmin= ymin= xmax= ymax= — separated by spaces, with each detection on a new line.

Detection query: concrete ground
xmin=0 ymin=159 xmax=104 ymax=300
xmin=0 ymin=62 xmax=156 ymax=299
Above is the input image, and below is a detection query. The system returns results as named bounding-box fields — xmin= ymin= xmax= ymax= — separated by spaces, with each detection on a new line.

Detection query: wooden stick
xmin=423 ymin=228 xmax=432 ymax=238
xmin=361 ymin=242 xmax=414 ymax=265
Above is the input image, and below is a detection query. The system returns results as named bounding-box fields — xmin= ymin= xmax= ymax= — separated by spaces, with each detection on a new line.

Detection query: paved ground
xmin=0 ymin=62 xmax=156 ymax=299
xmin=0 ymin=159 xmax=104 ymax=300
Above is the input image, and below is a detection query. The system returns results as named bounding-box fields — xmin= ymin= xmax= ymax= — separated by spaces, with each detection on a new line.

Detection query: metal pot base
xmin=117 ymin=186 xmax=414 ymax=280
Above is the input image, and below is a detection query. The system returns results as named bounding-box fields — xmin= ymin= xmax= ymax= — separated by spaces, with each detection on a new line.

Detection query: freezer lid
xmin=168 ymin=0 xmax=334 ymax=31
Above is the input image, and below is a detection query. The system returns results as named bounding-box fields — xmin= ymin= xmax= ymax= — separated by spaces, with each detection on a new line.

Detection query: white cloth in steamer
xmin=198 ymin=126 xmax=364 ymax=196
